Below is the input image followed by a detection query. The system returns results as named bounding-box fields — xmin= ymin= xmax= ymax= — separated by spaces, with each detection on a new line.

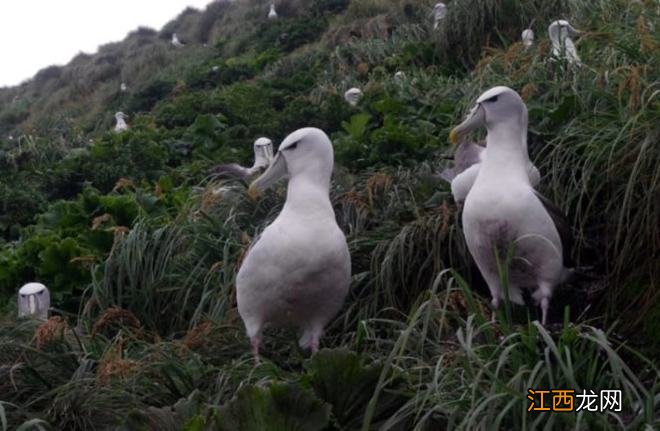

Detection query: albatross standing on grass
xmin=449 ymin=86 xmax=571 ymax=325
xmin=114 ymin=112 xmax=129 ymax=133
xmin=208 ymin=137 xmax=274 ymax=179
xmin=268 ymin=3 xmax=278 ymax=19
xmin=236 ymin=128 xmax=351 ymax=357
xmin=17 ymin=282 xmax=50 ymax=320
xmin=432 ymin=3 xmax=447 ymax=30
xmin=171 ymin=33 xmax=184 ymax=47
xmin=522 ymin=29 xmax=534 ymax=49
xmin=548 ymin=20 xmax=581 ymax=65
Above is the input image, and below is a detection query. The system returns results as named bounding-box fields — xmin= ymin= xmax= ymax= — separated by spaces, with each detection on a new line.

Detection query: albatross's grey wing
xmin=208 ymin=163 xmax=250 ymax=179
xmin=454 ymin=141 xmax=485 ymax=172
xmin=534 ymin=190 xmax=574 ymax=267
xmin=439 ymin=141 xmax=485 ymax=183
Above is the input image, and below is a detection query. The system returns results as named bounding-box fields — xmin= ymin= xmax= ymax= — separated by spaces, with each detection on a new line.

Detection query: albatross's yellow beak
xmin=449 ymin=104 xmax=485 ymax=145
xmin=449 ymin=127 xmax=460 ymax=145
xmin=247 ymin=152 xmax=288 ymax=201
xmin=247 ymin=185 xmax=260 ymax=201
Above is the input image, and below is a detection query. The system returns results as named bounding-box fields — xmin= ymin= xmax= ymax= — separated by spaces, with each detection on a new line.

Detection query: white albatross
xmin=431 ymin=3 xmax=447 ymax=30
xmin=522 ymin=28 xmax=534 ymax=49
xmin=237 ymin=127 xmax=351 ymax=357
xmin=171 ymin=33 xmax=184 ymax=47
xmin=548 ymin=20 xmax=581 ymax=65
xmin=344 ymin=88 xmax=363 ymax=106
xmin=449 ymin=86 xmax=572 ymax=325
xmin=208 ymin=137 xmax=274 ymax=179
xmin=268 ymin=3 xmax=278 ymax=19
xmin=18 ymin=282 xmax=50 ymax=320
xmin=114 ymin=112 xmax=129 ymax=133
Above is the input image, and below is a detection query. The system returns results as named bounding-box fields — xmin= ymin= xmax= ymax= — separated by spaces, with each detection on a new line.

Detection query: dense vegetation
xmin=0 ymin=0 xmax=658 ymax=429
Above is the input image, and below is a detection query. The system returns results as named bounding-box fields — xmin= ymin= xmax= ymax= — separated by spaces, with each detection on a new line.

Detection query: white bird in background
xmin=120 ymin=82 xmax=128 ymax=92
xmin=212 ymin=65 xmax=220 ymax=72
xmin=449 ymin=86 xmax=572 ymax=325
xmin=209 ymin=137 xmax=274 ymax=179
xmin=394 ymin=71 xmax=406 ymax=83
xmin=344 ymin=88 xmax=363 ymax=106
xmin=548 ymin=20 xmax=581 ymax=65
xmin=268 ymin=3 xmax=278 ymax=19
xmin=8 ymin=135 xmax=14 ymax=141
xmin=17 ymin=282 xmax=50 ymax=320
xmin=114 ymin=112 xmax=129 ymax=133
xmin=440 ymin=140 xmax=540 ymax=205
xmin=522 ymin=28 xmax=534 ymax=49
xmin=237 ymin=128 xmax=351 ymax=358
xmin=432 ymin=2 xmax=447 ymax=30
xmin=171 ymin=33 xmax=184 ymax=47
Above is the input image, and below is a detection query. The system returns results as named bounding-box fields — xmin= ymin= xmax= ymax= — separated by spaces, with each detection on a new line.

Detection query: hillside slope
xmin=0 ymin=0 xmax=658 ymax=429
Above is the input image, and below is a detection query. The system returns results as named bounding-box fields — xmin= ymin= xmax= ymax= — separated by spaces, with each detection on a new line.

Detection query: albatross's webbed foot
xmin=490 ymin=297 xmax=500 ymax=323
xmin=540 ymin=297 xmax=549 ymax=326
xmin=250 ymin=335 xmax=261 ymax=362
xmin=299 ymin=327 xmax=322 ymax=355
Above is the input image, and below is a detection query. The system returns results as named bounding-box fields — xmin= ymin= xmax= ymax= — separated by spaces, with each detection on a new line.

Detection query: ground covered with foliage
xmin=0 ymin=0 xmax=658 ymax=429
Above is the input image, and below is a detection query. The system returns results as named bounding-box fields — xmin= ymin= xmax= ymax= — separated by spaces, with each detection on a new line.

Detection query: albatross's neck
xmin=480 ymin=120 xmax=530 ymax=183
xmin=282 ymin=171 xmax=333 ymax=219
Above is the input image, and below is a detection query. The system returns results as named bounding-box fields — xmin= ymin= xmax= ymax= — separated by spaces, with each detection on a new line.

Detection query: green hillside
xmin=0 ymin=0 xmax=658 ymax=429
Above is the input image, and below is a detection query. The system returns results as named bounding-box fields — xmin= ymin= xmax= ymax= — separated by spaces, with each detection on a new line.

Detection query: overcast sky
xmin=0 ymin=0 xmax=213 ymax=87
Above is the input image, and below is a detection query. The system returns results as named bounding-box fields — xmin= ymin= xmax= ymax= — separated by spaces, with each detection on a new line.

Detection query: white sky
xmin=0 ymin=0 xmax=213 ymax=87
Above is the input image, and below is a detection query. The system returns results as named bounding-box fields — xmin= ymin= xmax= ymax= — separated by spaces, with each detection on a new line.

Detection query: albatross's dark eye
xmin=38 ymin=290 xmax=44 ymax=295
xmin=484 ymin=95 xmax=499 ymax=103
xmin=286 ymin=141 xmax=299 ymax=150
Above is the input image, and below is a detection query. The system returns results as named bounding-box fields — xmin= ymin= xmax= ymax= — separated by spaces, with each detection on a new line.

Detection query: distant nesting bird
xmin=344 ymin=88 xmax=363 ymax=106
xmin=548 ymin=20 xmax=581 ymax=65
xmin=522 ymin=28 xmax=534 ymax=49
xmin=8 ymin=135 xmax=13 ymax=141
xmin=120 ymin=82 xmax=127 ymax=92
xmin=268 ymin=3 xmax=278 ymax=19
xmin=171 ymin=33 xmax=184 ymax=47
xmin=394 ymin=71 xmax=406 ymax=83
xmin=432 ymin=2 xmax=447 ymax=30
xmin=212 ymin=65 xmax=220 ymax=72
xmin=237 ymin=128 xmax=351 ymax=357
xmin=18 ymin=282 xmax=50 ymax=320
xmin=440 ymin=140 xmax=540 ymax=205
xmin=449 ymin=86 xmax=572 ymax=325
xmin=209 ymin=137 xmax=274 ymax=179
xmin=114 ymin=112 xmax=129 ymax=133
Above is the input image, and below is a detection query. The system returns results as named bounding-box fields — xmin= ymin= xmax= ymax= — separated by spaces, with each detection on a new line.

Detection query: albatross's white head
xmin=344 ymin=88 xmax=363 ymax=106
xmin=248 ymin=128 xmax=333 ymax=199
xmin=548 ymin=20 xmax=580 ymax=42
xmin=253 ymin=137 xmax=274 ymax=169
xmin=449 ymin=86 xmax=527 ymax=144
xmin=18 ymin=282 xmax=50 ymax=320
